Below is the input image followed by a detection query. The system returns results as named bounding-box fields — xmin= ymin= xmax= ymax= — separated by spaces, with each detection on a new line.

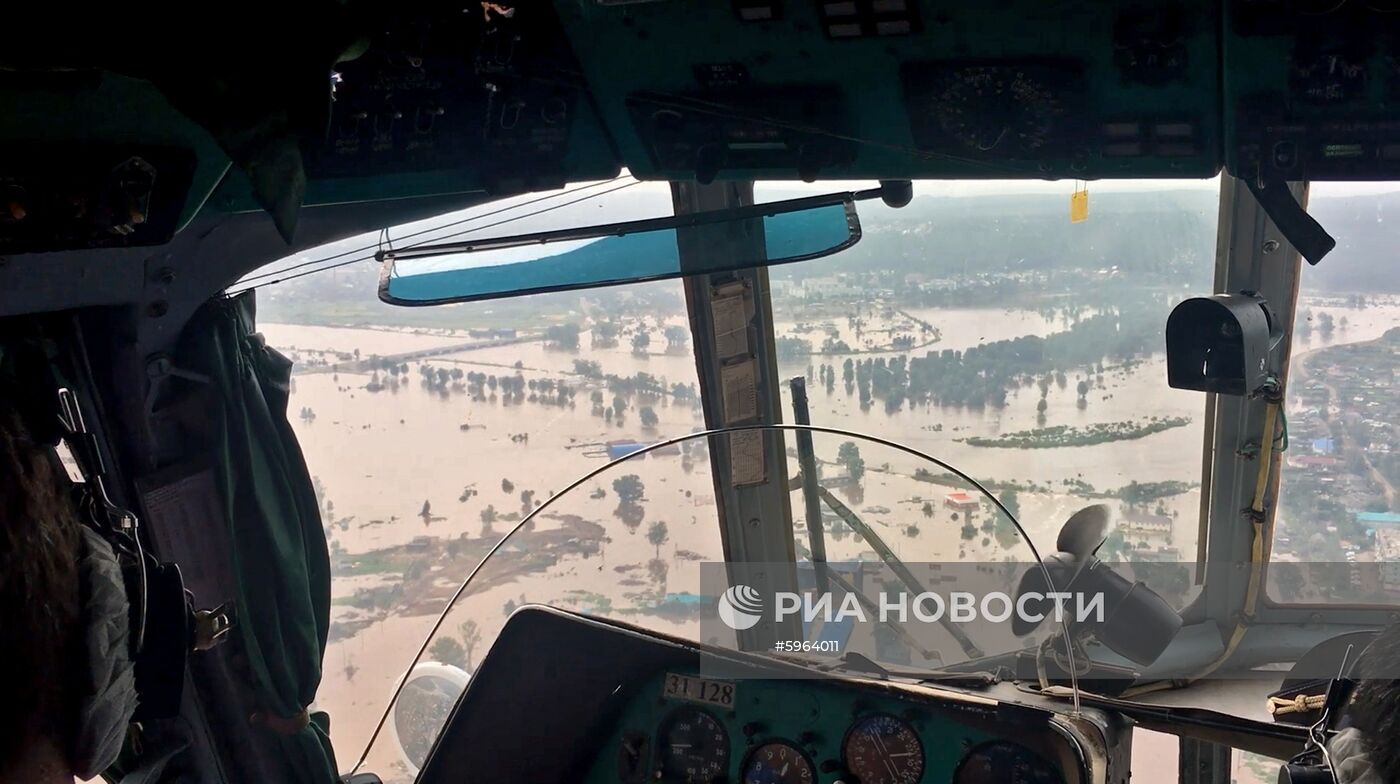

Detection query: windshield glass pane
xmin=1269 ymin=182 xmax=1400 ymax=603
xmin=759 ymin=180 xmax=1218 ymax=594
xmin=247 ymin=177 xmax=1228 ymax=783
xmin=242 ymin=179 xmax=717 ymax=778
xmin=354 ymin=426 xmax=1116 ymax=782
xmin=756 ymin=180 xmax=1222 ymax=784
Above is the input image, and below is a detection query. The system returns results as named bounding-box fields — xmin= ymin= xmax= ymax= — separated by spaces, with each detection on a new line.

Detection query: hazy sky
xmin=240 ymin=172 xmax=1400 ymax=285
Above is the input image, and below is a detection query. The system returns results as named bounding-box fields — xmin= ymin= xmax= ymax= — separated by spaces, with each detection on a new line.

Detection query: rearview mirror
xmin=376 ymin=186 xmax=896 ymax=305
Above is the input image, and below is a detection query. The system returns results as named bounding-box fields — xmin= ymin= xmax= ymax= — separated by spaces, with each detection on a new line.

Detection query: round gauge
xmin=934 ymin=66 xmax=1063 ymax=154
xmin=954 ymin=740 xmax=1065 ymax=784
xmin=842 ymin=713 xmax=925 ymax=784
xmin=742 ymin=741 xmax=815 ymax=784
xmin=654 ymin=705 xmax=730 ymax=783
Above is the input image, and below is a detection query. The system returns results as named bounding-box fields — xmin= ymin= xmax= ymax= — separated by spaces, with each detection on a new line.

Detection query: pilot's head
xmin=1351 ymin=622 xmax=1400 ymax=784
xmin=0 ymin=401 xmax=85 ymax=783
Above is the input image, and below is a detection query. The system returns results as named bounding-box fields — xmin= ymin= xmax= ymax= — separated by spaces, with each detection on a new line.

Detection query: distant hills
xmin=776 ymin=189 xmax=1220 ymax=284
xmin=252 ymin=185 xmax=1400 ymax=325
xmin=778 ymin=187 xmax=1400 ymax=294
xmin=1306 ymin=192 xmax=1400 ymax=293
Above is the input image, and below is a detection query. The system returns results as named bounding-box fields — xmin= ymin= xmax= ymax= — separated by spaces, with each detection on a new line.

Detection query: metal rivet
xmin=1262 ymin=239 xmax=1281 ymax=254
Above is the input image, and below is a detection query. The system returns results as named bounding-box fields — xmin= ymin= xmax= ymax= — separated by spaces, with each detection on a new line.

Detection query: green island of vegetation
xmin=908 ymin=466 xmax=1195 ymax=504
xmin=958 ymin=416 xmax=1191 ymax=449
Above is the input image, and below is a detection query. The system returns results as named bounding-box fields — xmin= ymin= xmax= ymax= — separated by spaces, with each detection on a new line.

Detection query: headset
xmin=1272 ymin=632 xmax=1394 ymax=784
xmin=3 ymin=343 xmax=229 ymax=778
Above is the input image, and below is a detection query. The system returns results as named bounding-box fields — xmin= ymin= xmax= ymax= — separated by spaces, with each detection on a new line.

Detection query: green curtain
xmin=177 ymin=292 xmax=336 ymax=780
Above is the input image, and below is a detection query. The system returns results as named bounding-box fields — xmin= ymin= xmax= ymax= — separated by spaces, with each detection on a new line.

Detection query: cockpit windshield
xmin=238 ymin=176 xmax=1400 ymax=784
xmin=759 ymin=180 xmax=1219 ymax=580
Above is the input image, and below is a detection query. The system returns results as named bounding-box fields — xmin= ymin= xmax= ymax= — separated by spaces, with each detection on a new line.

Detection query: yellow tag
xmin=1070 ymin=185 xmax=1089 ymax=224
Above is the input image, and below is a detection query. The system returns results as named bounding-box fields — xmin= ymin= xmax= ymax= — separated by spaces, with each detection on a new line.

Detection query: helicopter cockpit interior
xmin=3 ymin=2 xmax=1400 ymax=784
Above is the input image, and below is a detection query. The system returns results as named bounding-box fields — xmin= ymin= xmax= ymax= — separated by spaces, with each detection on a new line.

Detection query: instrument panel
xmin=592 ymin=671 xmax=1078 ymax=784
xmin=5 ymin=1 xmax=1400 ymax=256
xmin=1224 ymin=0 xmax=1400 ymax=181
xmin=560 ymin=0 xmax=1224 ymax=182
xmin=415 ymin=607 xmax=1121 ymax=784
xmin=302 ymin=4 xmax=620 ymax=200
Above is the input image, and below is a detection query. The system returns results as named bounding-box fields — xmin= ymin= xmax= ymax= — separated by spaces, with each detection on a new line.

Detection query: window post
xmin=1200 ymin=175 xmax=1305 ymax=627
xmin=672 ymin=180 xmax=803 ymax=651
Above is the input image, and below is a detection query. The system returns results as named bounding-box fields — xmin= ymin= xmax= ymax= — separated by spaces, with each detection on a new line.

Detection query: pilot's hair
xmin=0 ymin=401 xmax=83 ymax=770
xmin=1351 ymin=621 xmax=1400 ymax=783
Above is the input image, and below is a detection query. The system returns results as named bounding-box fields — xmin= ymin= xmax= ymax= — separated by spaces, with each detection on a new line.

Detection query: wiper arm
xmin=816 ymin=486 xmax=985 ymax=658
xmin=800 ymin=544 xmax=944 ymax=664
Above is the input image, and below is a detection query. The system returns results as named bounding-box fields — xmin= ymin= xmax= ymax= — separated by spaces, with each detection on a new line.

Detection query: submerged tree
xmin=998 ymin=488 xmax=1021 ymax=521
xmin=613 ymin=475 xmax=646 ymax=505
xmin=664 ymin=325 xmax=690 ymax=352
xmin=460 ymin=620 xmax=483 ymax=670
xmin=648 ymin=558 xmax=669 ymax=590
xmin=837 ymin=441 xmax=866 ymax=485
xmin=545 ymin=323 xmax=581 ymax=350
xmin=592 ymin=321 xmax=620 ymax=347
xmin=428 ymin=637 xmax=467 ymax=669
xmin=648 ymin=521 xmax=670 ymax=558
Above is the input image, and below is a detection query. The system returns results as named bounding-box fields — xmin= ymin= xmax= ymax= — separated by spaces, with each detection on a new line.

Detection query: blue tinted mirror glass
xmin=379 ymin=200 xmax=858 ymax=305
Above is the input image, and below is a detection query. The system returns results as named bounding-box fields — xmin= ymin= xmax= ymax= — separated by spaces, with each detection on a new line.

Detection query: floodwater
xmin=259 ymin=294 xmax=1398 ymax=780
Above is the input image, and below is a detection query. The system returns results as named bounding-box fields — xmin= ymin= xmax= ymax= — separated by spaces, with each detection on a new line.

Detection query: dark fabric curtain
xmin=177 ymin=292 xmax=336 ymax=780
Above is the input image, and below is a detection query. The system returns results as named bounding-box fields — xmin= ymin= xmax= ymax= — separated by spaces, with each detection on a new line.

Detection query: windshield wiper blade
xmin=815 ymin=486 xmax=985 ymax=659
xmin=793 ymin=544 xmax=945 ymax=665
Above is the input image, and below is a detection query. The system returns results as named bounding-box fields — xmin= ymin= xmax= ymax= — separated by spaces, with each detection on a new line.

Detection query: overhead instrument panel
xmin=1224 ymin=0 xmax=1400 ymax=180
xmin=300 ymin=3 xmax=620 ymax=203
xmin=901 ymin=55 xmax=1210 ymax=171
xmin=554 ymin=0 xmax=1222 ymax=180
xmin=626 ymin=85 xmax=858 ymax=183
xmin=901 ymin=61 xmax=1080 ymax=161
xmin=0 ymin=147 xmax=196 ymax=254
